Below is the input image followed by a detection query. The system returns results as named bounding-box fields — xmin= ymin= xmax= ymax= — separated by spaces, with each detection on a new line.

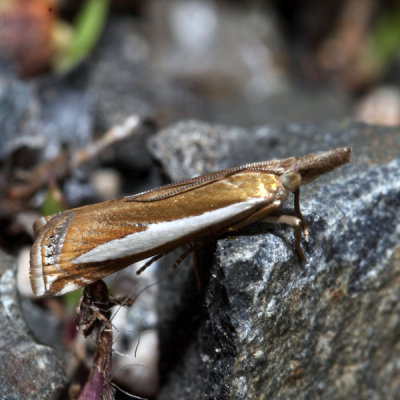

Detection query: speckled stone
xmin=0 ymin=250 xmax=66 ymax=399
xmin=153 ymin=120 xmax=400 ymax=400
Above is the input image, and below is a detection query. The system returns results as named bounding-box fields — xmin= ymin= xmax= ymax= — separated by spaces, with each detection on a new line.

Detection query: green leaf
xmin=41 ymin=186 xmax=65 ymax=216
xmin=54 ymin=0 xmax=109 ymax=73
xmin=62 ymin=288 xmax=84 ymax=313
xmin=362 ymin=8 xmax=400 ymax=78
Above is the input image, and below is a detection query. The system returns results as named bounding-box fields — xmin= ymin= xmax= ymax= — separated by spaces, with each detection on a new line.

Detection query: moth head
xmin=281 ymin=171 xmax=302 ymax=192
xmin=293 ymin=147 xmax=352 ymax=185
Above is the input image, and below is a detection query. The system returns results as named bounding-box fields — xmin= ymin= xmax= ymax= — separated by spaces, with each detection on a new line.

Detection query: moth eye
xmin=281 ymin=171 xmax=301 ymax=191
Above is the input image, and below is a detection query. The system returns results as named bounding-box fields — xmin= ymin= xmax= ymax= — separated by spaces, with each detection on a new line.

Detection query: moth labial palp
xmin=29 ymin=147 xmax=352 ymax=296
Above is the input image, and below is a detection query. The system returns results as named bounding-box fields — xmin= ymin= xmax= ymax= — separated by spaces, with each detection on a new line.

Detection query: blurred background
xmin=1 ymin=0 xmax=400 ymax=399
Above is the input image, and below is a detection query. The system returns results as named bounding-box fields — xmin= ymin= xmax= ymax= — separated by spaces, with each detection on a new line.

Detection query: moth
xmin=30 ymin=147 xmax=351 ymax=296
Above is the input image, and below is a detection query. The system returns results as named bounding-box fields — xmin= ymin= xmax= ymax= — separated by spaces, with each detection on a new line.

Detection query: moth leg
xmin=262 ymin=215 xmax=306 ymax=262
xmin=294 ymin=188 xmax=309 ymax=242
xmin=192 ymin=251 xmax=202 ymax=290
xmin=136 ymin=244 xmax=203 ymax=289
xmin=173 ymin=244 xmax=207 ymax=289
xmin=136 ymin=253 xmax=164 ymax=275
xmin=227 ymin=203 xmax=282 ymax=232
xmin=227 ymin=205 xmax=306 ymax=262
xmin=172 ymin=245 xmax=196 ymax=269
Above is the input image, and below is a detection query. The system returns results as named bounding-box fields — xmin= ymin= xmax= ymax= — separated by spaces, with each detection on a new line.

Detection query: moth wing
xmin=29 ymin=207 xmax=146 ymax=297
xmin=125 ymin=159 xmax=293 ymax=202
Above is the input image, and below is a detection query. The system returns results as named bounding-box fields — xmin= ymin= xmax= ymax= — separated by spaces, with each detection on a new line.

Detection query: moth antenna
xmin=125 ymin=164 xmax=275 ymax=203
xmin=126 ymin=173 xmax=230 ymax=202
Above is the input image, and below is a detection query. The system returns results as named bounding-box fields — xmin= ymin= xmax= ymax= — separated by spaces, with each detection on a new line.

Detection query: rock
xmin=151 ymin=120 xmax=400 ymax=400
xmin=0 ymin=68 xmax=93 ymax=162
xmin=90 ymin=14 xmax=347 ymax=131
xmin=0 ymin=250 xmax=66 ymax=399
xmin=90 ymin=17 xmax=203 ymax=130
xmin=0 ymin=73 xmax=42 ymax=161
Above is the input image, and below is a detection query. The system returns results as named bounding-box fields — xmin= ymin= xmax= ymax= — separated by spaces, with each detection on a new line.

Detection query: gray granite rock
xmin=151 ymin=120 xmax=400 ymax=400
xmin=0 ymin=250 xmax=66 ymax=399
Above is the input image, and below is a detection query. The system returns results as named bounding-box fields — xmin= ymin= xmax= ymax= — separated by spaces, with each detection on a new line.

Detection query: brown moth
xmin=30 ymin=147 xmax=351 ymax=296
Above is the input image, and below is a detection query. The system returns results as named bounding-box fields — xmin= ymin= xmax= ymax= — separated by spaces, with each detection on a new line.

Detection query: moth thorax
xmin=281 ymin=171 xmax=301 ymax=191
